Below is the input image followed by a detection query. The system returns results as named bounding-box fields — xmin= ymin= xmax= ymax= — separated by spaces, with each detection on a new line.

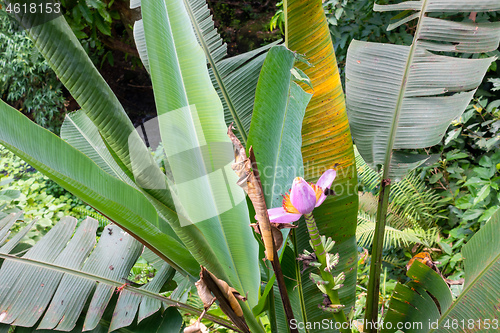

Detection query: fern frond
xmin=355 ymin=147 xmax=380 ymax=192
xmin=356 ymin=213 xmax=430 ymax=250
xmin=390 ymin=172 xmax=446 ymax=229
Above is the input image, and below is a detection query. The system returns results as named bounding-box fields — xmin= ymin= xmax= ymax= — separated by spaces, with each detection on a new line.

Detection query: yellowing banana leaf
xmin=286 ymin=0 xmax=359 ymax=325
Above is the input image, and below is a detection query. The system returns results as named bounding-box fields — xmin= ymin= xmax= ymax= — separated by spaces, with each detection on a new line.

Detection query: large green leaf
xmin=60 ymin=110 xmax=135 ymax=187
xmin=8 ymin=7 xmax=263 ymax=331
xmin=23 ymin=14 xmax=162 ymax=188
xmin=131 ymin=0 xmax=277 ymax=144
xmin=286 ymin=0 xmax=359 ymax=327
xmin=139 ymin=1 xmax=261 ymax=330
xmin=346 ymin=1 xmax=500 ymax=179
xmin=0 ymin=100 xmax=198 ymax=277
xmin=247 ymin=45 xmax=311 ymax=211
xmin=381 ymin=208 xmax=500 ymax=333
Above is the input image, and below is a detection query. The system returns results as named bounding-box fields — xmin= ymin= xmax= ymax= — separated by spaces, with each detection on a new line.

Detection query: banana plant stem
xmin=363 ymin=179 xmax=391 ymax=333
xmin=304 ymin=213 xmax=351 ymax=333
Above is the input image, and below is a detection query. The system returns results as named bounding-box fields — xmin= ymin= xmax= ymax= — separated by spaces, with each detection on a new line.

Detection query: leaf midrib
xmin=0 ymin=252 xmax=238 ymax=331
xmin=382 ymin=0 xmax=429 ymax=180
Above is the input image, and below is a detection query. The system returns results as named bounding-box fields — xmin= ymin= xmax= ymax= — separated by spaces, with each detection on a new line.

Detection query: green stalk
xmin=291 ymin=228 xmax=308 ymax=325
xmin=363 ymin=1 xmax=429 ymax=330
xmin=363 ymin=179 xmax=391 ymax=333
xmin=304 ymin=213 xmax=351 ymax=333
xmin=268 ymin=286 xmax=278 ymax=333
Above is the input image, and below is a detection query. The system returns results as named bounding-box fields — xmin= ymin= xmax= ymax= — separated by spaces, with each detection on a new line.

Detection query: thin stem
xmin=271 ymin=243 xmax=297 ymax=333
xmin=363 ymin=179 xmax=391 ymax=333
xmin=268 ymin=286 xmax=278 ymax=333
xmin=291 ymin=228 xmax=308 ymax=325
xmin=304 ymin=213 xmax=351 ymax=333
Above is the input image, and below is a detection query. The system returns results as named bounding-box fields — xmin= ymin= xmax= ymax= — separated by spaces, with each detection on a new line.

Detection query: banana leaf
xmin=0 ymin=214 xmax=234 ymax=332
xmin=381 ymin=208 xmax=500 ymax=333
xmin=131 ymin=0 xmax=277 ymax=144
xmin=246 ymin=44 xmax=312 ymax=329
xmin=3 ymin=3 xmax=265 ymax=330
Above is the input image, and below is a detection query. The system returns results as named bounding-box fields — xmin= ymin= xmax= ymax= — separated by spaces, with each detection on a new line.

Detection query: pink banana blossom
xmin=267 ymin=169 xmax=336 ymax=223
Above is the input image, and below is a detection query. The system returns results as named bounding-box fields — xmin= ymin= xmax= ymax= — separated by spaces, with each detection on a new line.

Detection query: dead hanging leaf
xmin=196 ymin=266 xmax=250 ymax=333
xmin=195 ymin=279 xmax=214 ymax=308
xmin=228 ymin=124 xmax=275 ymax=261
xmin=407 ymin=252 xmax=440 ymax=274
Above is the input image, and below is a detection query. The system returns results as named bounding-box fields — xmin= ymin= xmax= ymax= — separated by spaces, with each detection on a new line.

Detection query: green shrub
xmin=0 ymin=11 xmax=67 ymax=134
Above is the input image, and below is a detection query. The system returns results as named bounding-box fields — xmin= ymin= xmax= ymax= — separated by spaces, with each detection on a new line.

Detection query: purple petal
xmin=316 ymin=169 xmax=336 ymax=189
xmin=290 ymin=177 xmax=317 ymax=215
xmin=267 ymin=207 xmax=302 ymax=223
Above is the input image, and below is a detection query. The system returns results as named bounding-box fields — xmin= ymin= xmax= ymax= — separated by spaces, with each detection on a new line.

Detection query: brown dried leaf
xmin=195 ymin=278 xmax=214 ymax=308
xmin=228 ymin=124 xmax=275 ymax=261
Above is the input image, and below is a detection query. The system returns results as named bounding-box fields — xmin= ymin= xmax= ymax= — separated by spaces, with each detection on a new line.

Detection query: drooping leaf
xmin=346 ymin=1 xmax=500 ymax=180
xmin=0 ymin=216 xmax=142 ymax=330
xmin=0 ymin=100 xmax=198 ymax=277
xmin=0 ymin=214 xmax=236 ymax=332
xmin=286 ymin=0 xmax=359 ymax=326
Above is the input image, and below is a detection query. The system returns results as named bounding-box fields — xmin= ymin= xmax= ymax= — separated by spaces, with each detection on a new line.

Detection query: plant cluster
xmin=0 ymin=1 xmax=499 ymax=333
xmin=0 ymin=145 xmax=101 ymax=244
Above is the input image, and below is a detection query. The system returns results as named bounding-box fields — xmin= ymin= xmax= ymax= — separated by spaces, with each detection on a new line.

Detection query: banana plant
xmin=279 ymin=0 xmax=360 ymax=330
xmin=2 ymin=0 xmax=500 ymax=332
xmin=345 ymin=1 xmax=500 ymax=331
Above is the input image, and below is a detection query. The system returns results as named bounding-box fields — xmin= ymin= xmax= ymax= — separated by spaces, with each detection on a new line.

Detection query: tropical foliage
xmin=345 ymin=0 xmax=500 ymax=330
